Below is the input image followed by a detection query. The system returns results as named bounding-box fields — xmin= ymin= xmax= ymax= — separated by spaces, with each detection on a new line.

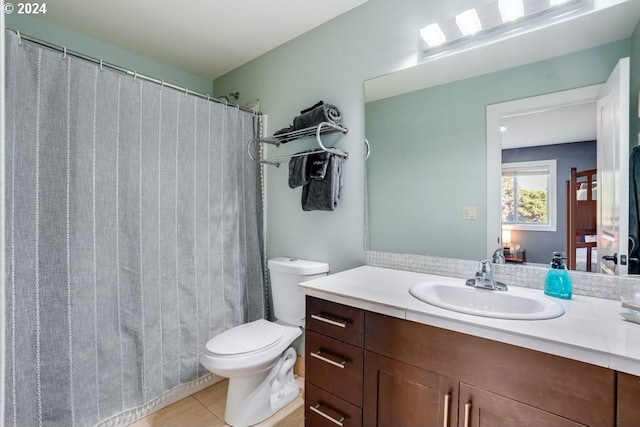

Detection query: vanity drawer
xmin=306 ymin=382 xmax=362 ymax=427
xmin=306 ymin=296 xmax=364 ymax=347
xmin=306 ymin=329 xmax=364 ymax=406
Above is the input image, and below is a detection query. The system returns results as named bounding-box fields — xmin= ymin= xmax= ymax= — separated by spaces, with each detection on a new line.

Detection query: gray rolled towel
xmin=274 ymin=102 xmax=343 ymax=143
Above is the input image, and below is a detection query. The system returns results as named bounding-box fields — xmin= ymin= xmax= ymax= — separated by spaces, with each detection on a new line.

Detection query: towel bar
xmin=248 ymin=121 xmax=348 ymax=167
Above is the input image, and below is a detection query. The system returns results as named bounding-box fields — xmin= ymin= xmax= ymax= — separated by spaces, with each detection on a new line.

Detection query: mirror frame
xmin=486 ymin=84 xmax=603 ymax=259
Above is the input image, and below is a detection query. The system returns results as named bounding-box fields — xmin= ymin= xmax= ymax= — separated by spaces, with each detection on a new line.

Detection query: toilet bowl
xmin=200 ymin=319 xmax=302 ymax=426
xmin=200 ymin=257 xmax=329 ymax=427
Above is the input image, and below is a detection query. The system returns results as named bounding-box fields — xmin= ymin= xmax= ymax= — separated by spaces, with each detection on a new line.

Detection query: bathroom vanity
xmin=299 ymin=266 xmax=640 ymax=427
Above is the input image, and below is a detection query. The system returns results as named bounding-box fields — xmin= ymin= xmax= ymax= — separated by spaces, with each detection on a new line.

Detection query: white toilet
xmin=200 ymin=257 xmax=329 ymax=427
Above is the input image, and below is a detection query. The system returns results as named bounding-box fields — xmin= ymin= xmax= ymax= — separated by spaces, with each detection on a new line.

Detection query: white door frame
xmin=486 ymin=84 xmax=603 ymax=259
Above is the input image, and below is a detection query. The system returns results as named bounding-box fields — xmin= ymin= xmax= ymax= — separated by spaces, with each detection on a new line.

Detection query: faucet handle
xmin=479 ymin=259 xmax=492 ymax=274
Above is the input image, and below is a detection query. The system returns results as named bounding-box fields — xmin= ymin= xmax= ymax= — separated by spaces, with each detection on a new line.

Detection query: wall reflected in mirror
xmin=364 ymin=34 xmax=633 ymax=273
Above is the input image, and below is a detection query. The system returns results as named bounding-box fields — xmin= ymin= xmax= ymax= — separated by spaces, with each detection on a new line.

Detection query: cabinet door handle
xmin=311 ymin=314 xmax=347 ymax=328
xmin=443 ymin=393 xmax=451 ymax=427
xmin=309 ymin=403 xmax=345 ymax=426
xmin=463 ymin=402 xmax=472 ymax=427
xmin=310 ymin=350 xmax=347 ymax=369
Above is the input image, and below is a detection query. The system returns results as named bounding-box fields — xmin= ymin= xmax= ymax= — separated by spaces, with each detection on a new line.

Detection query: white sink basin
xmin=409 ymin=281 xmax=565 ymax=320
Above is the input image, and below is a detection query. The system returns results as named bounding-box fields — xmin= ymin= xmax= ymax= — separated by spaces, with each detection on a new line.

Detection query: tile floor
xmin=129 ymin=377 xmax=304 ymax=427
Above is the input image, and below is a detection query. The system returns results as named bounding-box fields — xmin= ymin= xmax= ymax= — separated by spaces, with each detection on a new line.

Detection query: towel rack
xmin=248 ymin=121 xmax=349 ymax=167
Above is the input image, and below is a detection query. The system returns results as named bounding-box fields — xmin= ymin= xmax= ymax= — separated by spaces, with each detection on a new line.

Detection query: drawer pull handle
xmin=463 ymin=402 xmax=472 ymax=427
xmin=443 ymin=393 xmax=451 ymax=427
xmin=311 ymin=314 xmax=347 ymax=328
xmin=310 ymin=351 xmax=346 ymax=369
xmin=310 ymin=403 xmax=345 ymax=427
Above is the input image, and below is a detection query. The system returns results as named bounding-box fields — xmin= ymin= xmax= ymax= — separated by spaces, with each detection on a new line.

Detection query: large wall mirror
xmin=365 ymin=1 xmax=640 ymax=274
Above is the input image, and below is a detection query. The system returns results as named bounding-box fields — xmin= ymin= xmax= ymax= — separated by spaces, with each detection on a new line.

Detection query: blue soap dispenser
xmin=544 ymin=251 xmax=572 ymax=299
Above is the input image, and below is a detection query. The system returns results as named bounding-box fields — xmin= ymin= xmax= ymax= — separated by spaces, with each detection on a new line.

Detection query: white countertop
xmin=298 ymin=265 xmax=640 ymax=377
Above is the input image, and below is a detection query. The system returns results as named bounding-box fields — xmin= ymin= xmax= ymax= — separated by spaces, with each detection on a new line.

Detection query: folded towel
xmin=274 ymin=101 xmax=343 ymax=143
xmin=288 ymin=151 xmax=311 ymax=189
xmin=301 ymin=154 xmax=344 ymax=211
xmin=307 ymin=151 xmax=331 ymax=180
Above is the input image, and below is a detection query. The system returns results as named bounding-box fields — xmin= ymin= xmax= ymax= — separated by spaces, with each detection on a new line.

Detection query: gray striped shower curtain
xmin=4 ymin=30 xmax=265 ymax=427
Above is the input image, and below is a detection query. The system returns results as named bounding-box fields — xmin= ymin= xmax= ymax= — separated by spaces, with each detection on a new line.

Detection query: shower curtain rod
xmin=8 ymin=29 xmax=258 ymax=115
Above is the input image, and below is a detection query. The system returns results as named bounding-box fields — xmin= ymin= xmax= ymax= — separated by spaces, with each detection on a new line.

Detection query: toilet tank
xmin=268 ymin=257 xmax=329 ymax=327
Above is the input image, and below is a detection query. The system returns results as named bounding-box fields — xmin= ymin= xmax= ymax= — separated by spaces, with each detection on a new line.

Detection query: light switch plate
xmin=463 ymin=207 xmax=477 ymax=220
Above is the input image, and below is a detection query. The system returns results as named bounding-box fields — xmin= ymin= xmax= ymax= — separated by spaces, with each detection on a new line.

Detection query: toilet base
xmin=224 ymin=347 xmax=299 ymax=427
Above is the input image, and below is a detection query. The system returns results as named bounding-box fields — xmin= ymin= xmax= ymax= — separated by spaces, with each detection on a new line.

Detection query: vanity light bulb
xmin=456 ymin=9 xmax=482 ymax=36
xmin=549 ymin=0 xmax=569 ymax=5
xmin=420 ymin=23 xmax=446 ymax=47
xmin=499 ymin=0 xmax=524 ymax=22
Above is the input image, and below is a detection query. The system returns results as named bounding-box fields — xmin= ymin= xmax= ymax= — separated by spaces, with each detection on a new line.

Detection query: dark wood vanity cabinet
xmin=617 ymin=372 xmax=640 ymax=427
xmin=305 ymin=297 xmax=365 ymax=427
xmin=459 ymin=383 xmax=587 ymax=427
xmin=363 ymin=351 xmax=458 ymax=427
xmin=305 ymin=297 xmax=618 ymax=427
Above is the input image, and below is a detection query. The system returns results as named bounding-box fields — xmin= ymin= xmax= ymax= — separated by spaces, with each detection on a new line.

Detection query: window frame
xmin=501 ymin=159 xmax=557 ymax=232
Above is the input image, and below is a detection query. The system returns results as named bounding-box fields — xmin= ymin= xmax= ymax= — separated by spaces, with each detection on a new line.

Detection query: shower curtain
xmin=4 ymin=31 xmax=265 ymax=427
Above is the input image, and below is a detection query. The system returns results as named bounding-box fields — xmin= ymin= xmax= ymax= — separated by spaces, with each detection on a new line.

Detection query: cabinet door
xmin=617 ymin=372 xmax=640 ymax=427
xmin=458 ymin=383 xmax=586 ymax=427
xmin=363 ymin=351 xmax=458 ymax=427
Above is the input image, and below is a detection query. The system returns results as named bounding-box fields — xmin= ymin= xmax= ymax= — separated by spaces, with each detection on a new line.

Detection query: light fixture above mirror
xmin=419 ymin=0 xmax=583 ymax=59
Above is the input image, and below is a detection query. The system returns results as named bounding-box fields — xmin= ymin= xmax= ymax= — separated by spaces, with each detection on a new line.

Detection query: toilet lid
xmin=205 ymin=319 xmax=284 ymax=356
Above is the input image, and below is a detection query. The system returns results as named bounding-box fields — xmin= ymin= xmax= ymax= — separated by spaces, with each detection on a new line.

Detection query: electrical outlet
xmin=463 ymin=207 xmax=477 ymax=220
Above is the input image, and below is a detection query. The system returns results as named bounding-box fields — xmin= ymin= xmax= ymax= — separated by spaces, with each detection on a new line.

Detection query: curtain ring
xmin=16 ymin=30 xmax=22 ymax=45
xmin=62 ymin=47 xmax=67 ymax=60
xmin=206 ymin=94 xmax=210 ymax=102
xmin=99 ymin=59 xmax=103 ymax=71
xmin=184 ymin=87 xmax=188 ymax=97
xmin=133 ymin=70 xmax=137 ymax=81
xmin=160 ymin=80 xmax=164 ymax=90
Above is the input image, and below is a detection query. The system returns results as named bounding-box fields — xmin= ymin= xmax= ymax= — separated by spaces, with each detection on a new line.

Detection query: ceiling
xmin=364 ymin=0 xmax=640 ymax=150
xmin=365 ymin=0 xmax=640 ymax=102
xmin=501 ymin=102 xmax=597 ymax=149
xmin=36 ymin=0 xmax=369 ymax=79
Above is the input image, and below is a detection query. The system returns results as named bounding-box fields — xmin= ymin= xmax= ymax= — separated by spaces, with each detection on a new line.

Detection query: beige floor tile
xmin=193 ymin=379 xmax=229 ymax=420
xmin=132 ymin=377 xmax=305 ymax=427
xmin=254 ymin=378 xmax=305 ymax=427
xmin=129 ymin=396 xmax=226 ymax=427
xmin=272 ymin=405 xmax=304 ymax=427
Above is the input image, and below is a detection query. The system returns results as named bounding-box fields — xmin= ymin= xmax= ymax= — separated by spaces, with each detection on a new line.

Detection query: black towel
xmin=307 ymin=151 xmax=331 ymax=180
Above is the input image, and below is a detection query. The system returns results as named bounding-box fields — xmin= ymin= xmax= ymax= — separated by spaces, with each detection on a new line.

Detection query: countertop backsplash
xmin=365 ymin=250 xmax=636 ymax=301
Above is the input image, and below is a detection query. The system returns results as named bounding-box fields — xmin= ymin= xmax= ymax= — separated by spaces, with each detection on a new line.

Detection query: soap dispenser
xmin=544 ymin=251 xmax=572 ymax=299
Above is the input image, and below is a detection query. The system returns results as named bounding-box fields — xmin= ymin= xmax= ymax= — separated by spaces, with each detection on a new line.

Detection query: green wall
xmin=212 ymin=0 xmax=467 ymax=272
xmin=365 ymin=40 xmax=630 ymax=259
xmin=5 ymin=14 xmax=213 ymax=95
xmin=213 ymin=0 xmax=636 ymax=273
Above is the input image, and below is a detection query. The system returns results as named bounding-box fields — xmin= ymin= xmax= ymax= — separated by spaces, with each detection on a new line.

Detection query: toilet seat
xmin=205 ymin=319 xmax=284 ymax=357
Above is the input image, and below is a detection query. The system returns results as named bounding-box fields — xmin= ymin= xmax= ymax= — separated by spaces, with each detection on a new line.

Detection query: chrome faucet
xmin=465 ymin=260 xmax=508 ymax=291
xmin=492 ymin=247 xmax=506 ymax=264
